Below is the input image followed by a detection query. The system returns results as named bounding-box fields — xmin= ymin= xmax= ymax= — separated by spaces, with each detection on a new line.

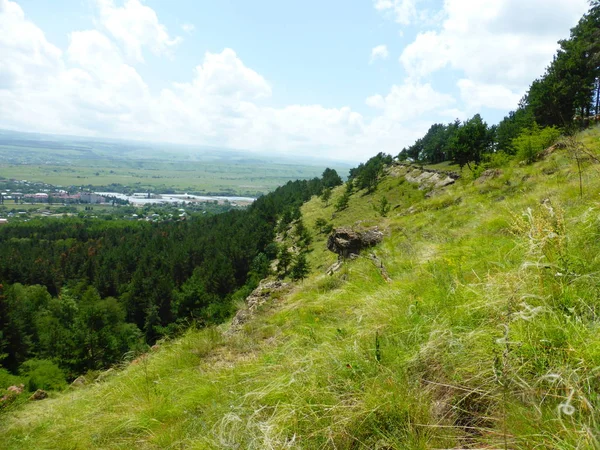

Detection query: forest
xmin=0 ymin=169 xmax=343 ymax=383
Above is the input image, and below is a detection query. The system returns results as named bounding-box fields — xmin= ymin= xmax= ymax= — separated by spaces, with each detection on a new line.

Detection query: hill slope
xmin=2 ymin=128 xmax=600 ymax=449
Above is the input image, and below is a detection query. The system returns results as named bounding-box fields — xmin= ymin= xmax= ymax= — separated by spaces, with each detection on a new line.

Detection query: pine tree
xmin=335 ymin=192 xmax=350 ymax=211
xmin=276 ymin=246 xmax=292 ymax=277
xmin=290 ymin=253 xmax=309 ymax=281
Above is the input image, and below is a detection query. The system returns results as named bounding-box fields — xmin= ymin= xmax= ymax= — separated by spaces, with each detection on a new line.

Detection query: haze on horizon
xmin=0 ymin=0 xmax=590 ymax=162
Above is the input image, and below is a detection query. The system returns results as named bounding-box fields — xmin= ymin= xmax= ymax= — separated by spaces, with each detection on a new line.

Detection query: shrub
xmin=483 ymin=151 xmax=511 ymax=169
xmin=20 ymin=359 xmax=67 ymax=391
xmin=513 ymin=123 xmax=561 ymax=164
xmin=0 ymin=369 xmax=25 ymax=391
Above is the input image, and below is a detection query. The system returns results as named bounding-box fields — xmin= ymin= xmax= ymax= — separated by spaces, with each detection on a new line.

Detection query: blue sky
xmin=0 ymin=0 xmax=591 ymax=161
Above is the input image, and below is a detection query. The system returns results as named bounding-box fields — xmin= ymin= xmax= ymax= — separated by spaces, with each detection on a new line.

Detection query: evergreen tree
xmin=321 ymin=168 xmax=343 ymax=188
xmin=290 ymin=253 xmax=310 ymax=281
xmin=276 ymin=246 xmax=292 ymax=277
xmin=320 ymin=188 xmax=332 ymax=206
xmin=335 ymin=192 xmax=350 ymax=211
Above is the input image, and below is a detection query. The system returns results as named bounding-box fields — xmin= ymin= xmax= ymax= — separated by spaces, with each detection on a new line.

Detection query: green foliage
xmin=513 ymin=123 xmax=561 ymax=164
xmin=349 ymin=152 xmax=392 ymax=193
xmin=335 ymin=192 xmax=350 ymax=211
xmin=0 ymin=369 xmax=24 ymax=390
xmin=495 ymin=108 xmax=535 ymax=154
xmin=448 ymin=114 xmax=493 ymax=168
xmin=321 ymin=168 xmax=343 ymax=189
xmin=344 ymin=179 xmax=354 ymax=195
xmin=314 ymin=218 xmax=331 ymax=235
xmin=290 ymin=252 xmax=310 ymax=281
xmin=5 ymin=125 xmax=600 ymax=448
xmin=320 ymin=187 xmax=332 ymax=206
xmin=482 ymin=151 xmax=512 ymax=169
xmin=376 ymin=197 xmax=390 ymax=217
xmin=294 ymin=219 xmax=312 ymax=249
xmin=276 ymin=246 xmax=292 ymax=277
xmin=20 ymin=359 xmax=66 ymax=391
xmin=400 ymin=121 xmax=460 ymax=163
xmin=524 ymin=5 xmax=600 ymax=126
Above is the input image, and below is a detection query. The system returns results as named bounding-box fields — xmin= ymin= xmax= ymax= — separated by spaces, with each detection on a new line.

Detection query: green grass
xmin=2 ymin=129 xmax=600 ymax=448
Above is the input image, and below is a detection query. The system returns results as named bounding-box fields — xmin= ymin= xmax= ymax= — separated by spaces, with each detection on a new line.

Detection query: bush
xmin=482 ymin=151 xmax=511 ymax=169
xmin=20 ymin=359 xmax=67 ymax=391
xmin=0 ymin=368 xmax=25 ymax=390
xmin=513 ymin=123 xmax=561 ymax=164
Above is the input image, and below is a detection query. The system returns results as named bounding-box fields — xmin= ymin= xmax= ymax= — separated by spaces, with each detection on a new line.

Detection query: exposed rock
xmin=475 ymin=169 xmax=502 ymax=184
xmin=95 ymin=368 xmax=115 ymax=383
xmin=7 ymin=384 xmax=24 ymax=394
xmin=327 ymin=227 xmax=384 ymax=258
xmin=540 ymin=141 xmax=566 ymax=159
xmin=368 ymin=253 xmax=392 ymax=283
xmin=29 ymin=389 xmax=48 ymax=401
xmin=229 ymin=280 xmax=290 ymax=333
xmin=70 ymin=376 xmax=87 ymax=387
xmin=389 ymin=163 xmax=458 ymax=191
xmin=326 ymin=260 xmax=344 ymax=276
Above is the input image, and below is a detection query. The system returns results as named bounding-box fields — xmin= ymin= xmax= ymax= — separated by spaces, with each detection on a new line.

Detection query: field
xmin=0 ymin=129 xmax=350 ymax=196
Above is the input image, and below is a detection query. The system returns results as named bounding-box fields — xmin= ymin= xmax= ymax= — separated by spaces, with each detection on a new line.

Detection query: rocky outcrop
xmin=327 ymin=227 xmax=384 ymax=258
xmin=475 ymin=169 xmax=502 ymax=184
xmin=389 ymin=163 xmax=459 ymax=192
xmin=29 ymin=389 xmax=48 ymax=401
xmin=228 ymin=280 xmax=290 ymax=333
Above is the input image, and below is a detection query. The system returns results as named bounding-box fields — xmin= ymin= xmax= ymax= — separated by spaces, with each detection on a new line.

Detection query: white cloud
xmin=370 ymin=44 xmax=389 ymax=63
xmin=398 ymin=0 xmax=589 ymax=108
xmin=0 ymin=0 xmax=63 ymax=90
xmin=457 ymin=79 xmax=521 ymax=111
xmin=173 ymin=49 xmax=272 ymax=101
xmin=0 ymin=0 xmax=455 ymax=161
xmin=181 ymin=23 xmax=195 ymax=34
xmin=373 ymin=0 xmax=418 ymax=25
xmin=0 ymin=0 xmax=591 ymax=162
xmin=95 ymin=0 xmax=182 ymax=62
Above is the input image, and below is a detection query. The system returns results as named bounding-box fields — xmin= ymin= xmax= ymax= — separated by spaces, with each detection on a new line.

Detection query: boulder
xmin=7 ymin=384 xmax=24 ymax=394
xmin=327 ymin=227 xmax=384 ymax=258
xmin=29 ymin=389 xmax=48 ymax=401
xmin=475 ymin=169 xmax=503 ymax=184
xmin=71 ymin=376 xmax=87 ymax=387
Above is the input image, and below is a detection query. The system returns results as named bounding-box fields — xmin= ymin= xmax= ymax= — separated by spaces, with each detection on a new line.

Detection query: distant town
xmin=0 ymin=178 xmax=255 ymax=224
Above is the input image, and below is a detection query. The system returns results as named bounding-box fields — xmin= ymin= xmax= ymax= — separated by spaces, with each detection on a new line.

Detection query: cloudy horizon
xmin=0 ymin=0 xmax=590 ymax=161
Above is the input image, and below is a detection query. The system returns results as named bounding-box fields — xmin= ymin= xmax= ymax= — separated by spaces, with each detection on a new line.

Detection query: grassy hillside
xmin=2 ymin=128 xmax=600 ymax=449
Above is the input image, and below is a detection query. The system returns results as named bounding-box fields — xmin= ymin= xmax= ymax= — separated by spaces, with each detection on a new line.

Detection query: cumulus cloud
xmin=370 ymin=44 xmax=389 ymax=63
xmin=0 ymin=0 xmax=63 ymax=90
xmin=95 ymin=0 xmax=182 ymax=62
xmin=0 ymin=0 xmax=462 ymax=160
xmin=0 ymin=0 xmax=591 ymax=161
xmin=398 ymin=0 xmax=589 ymax=108
xmin=457 ymin=79 xmax=521 ymax=111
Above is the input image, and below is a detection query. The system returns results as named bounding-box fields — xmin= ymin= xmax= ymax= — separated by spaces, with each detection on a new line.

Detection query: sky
xmin=0 ymin=0 xmax=591 ymax=162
